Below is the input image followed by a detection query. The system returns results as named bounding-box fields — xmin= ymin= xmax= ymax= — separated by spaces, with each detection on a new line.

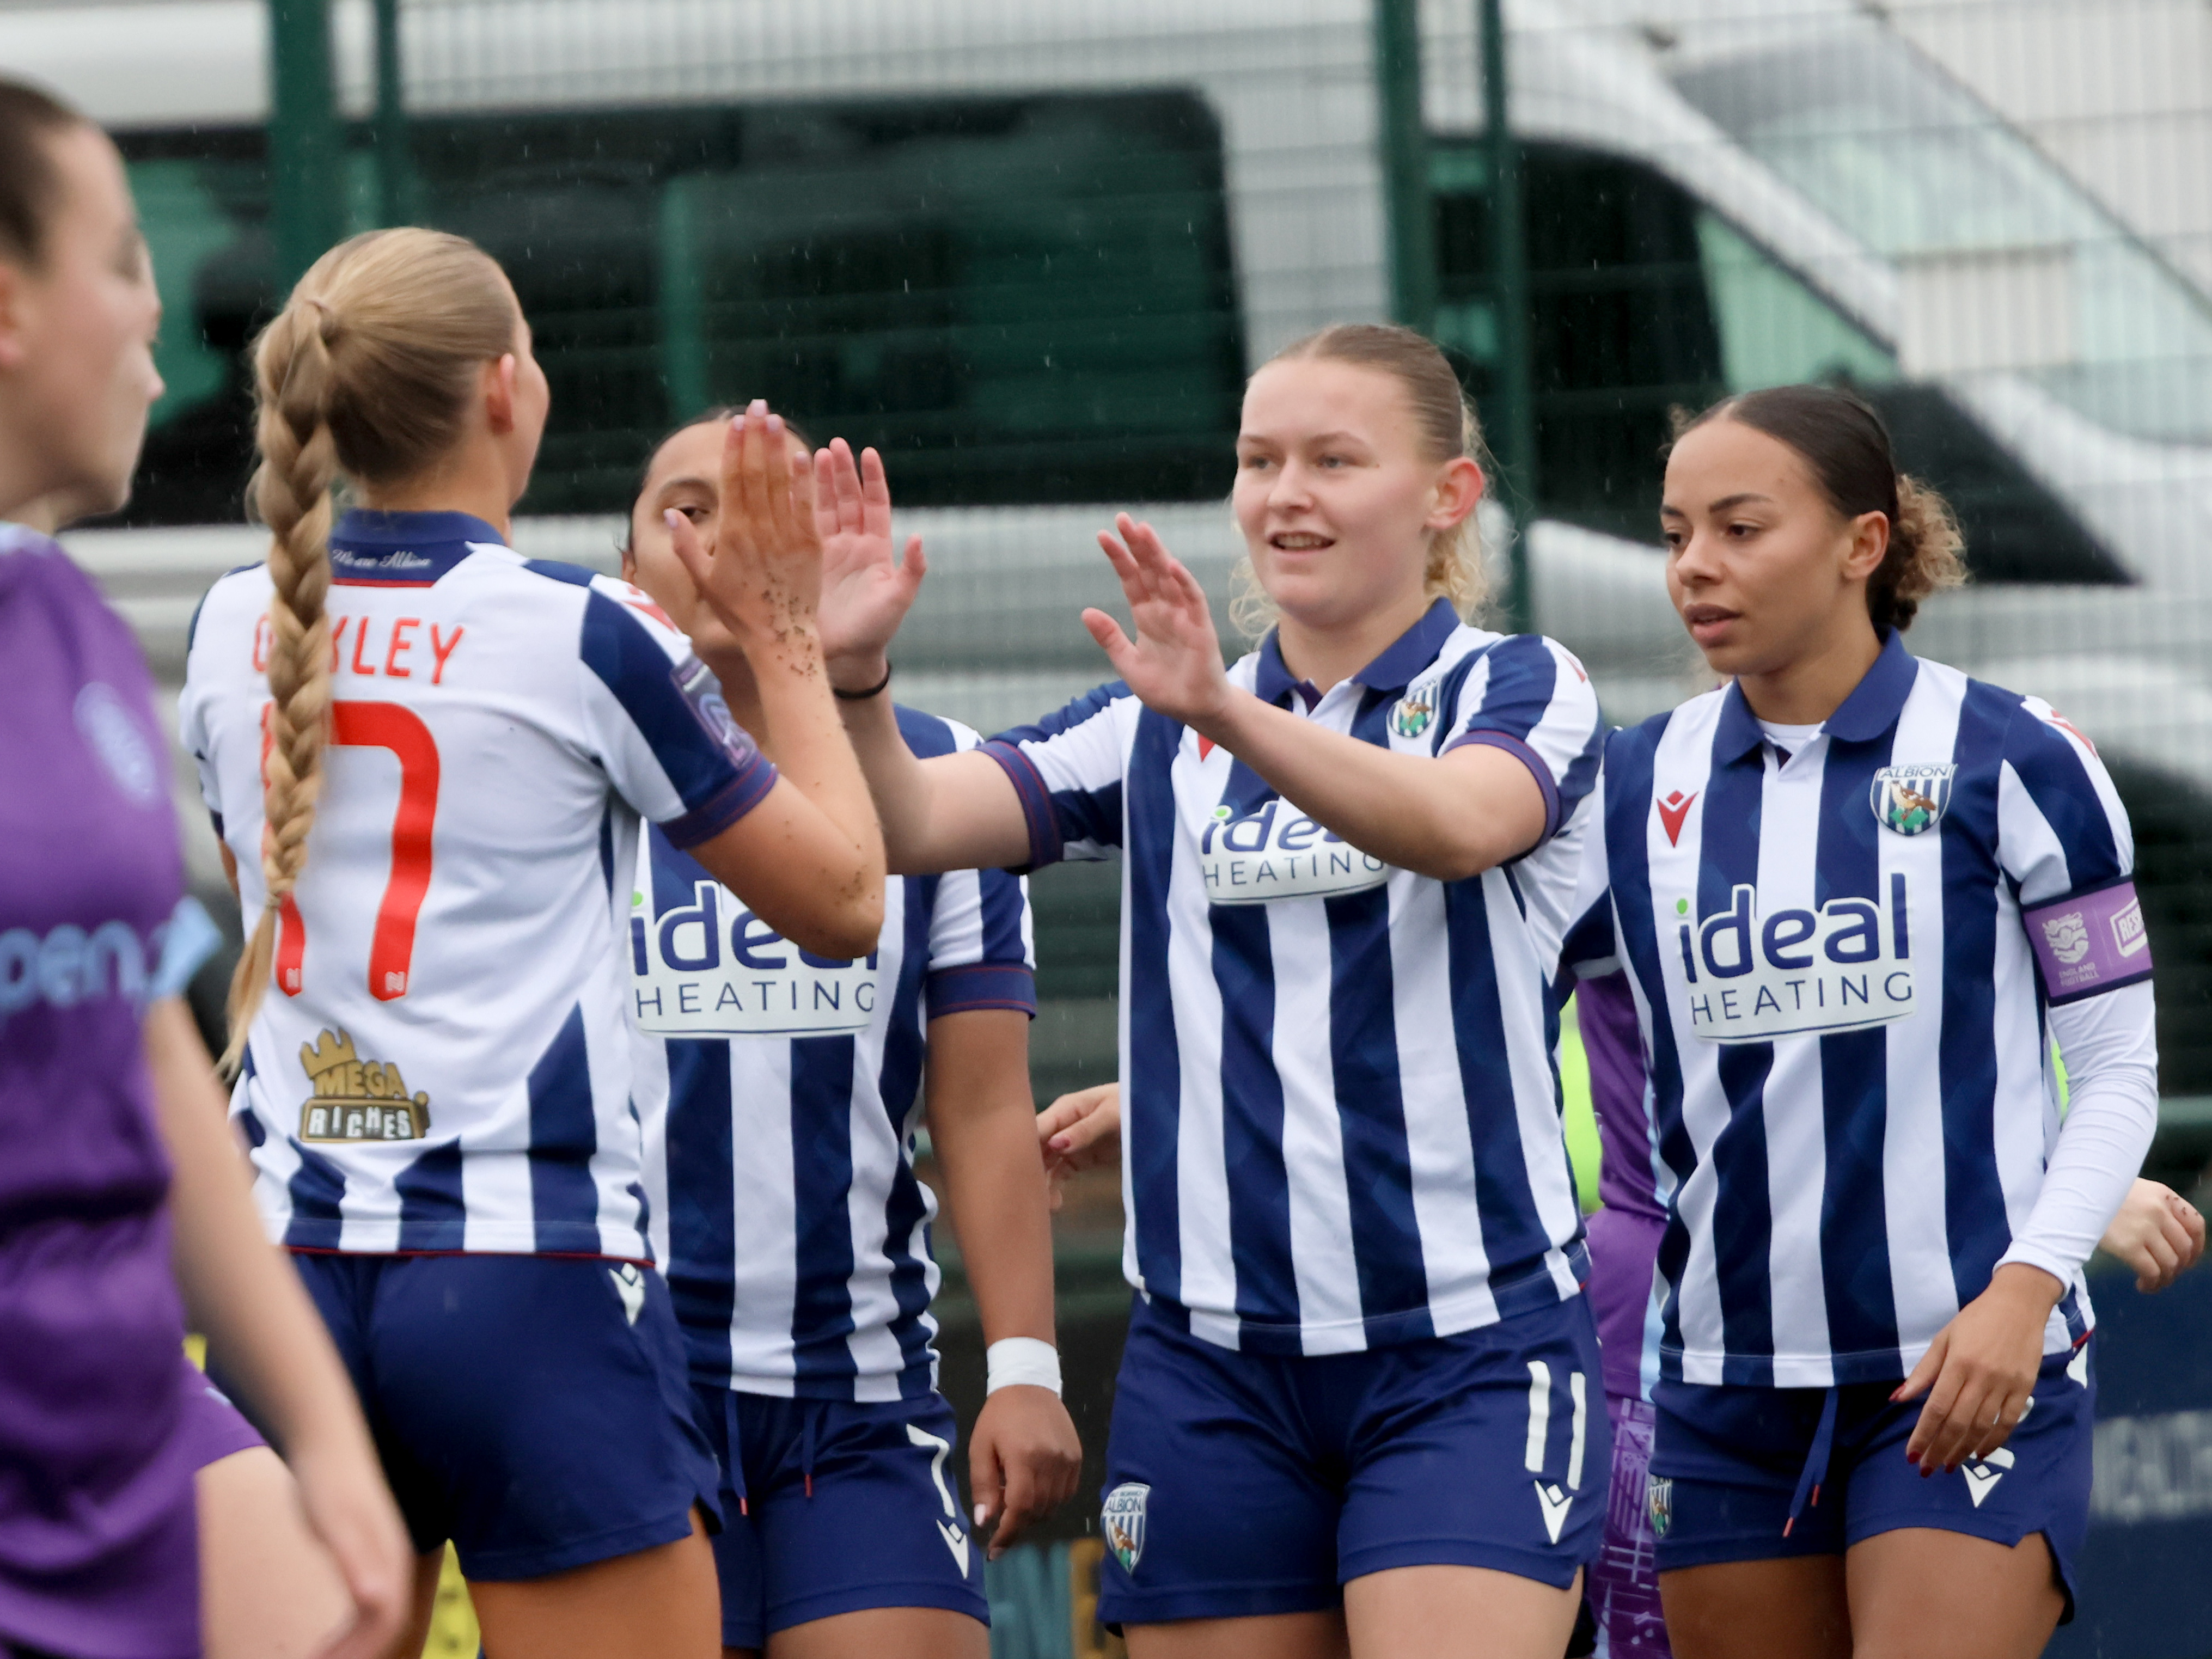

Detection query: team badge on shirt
xmin=1388 ymin=685 xmax=1435 ymax=740
xmin=298 ymin=1027 xmax=430 ymax=1141
xmin=1869 ymin=763 xmax=1955 ymax=836
xmin=1103 ymin=1482 xmax=1150 ymax=1574
xmin=75 ymin=682 xmax=161 ymax=806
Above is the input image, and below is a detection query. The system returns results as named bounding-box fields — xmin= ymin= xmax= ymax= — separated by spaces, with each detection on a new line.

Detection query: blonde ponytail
xmin=221 ymin=229 xmax=518 ymax=1072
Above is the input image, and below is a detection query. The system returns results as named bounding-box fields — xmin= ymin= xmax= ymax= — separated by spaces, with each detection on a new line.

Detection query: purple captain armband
xmin=2023 ymin=879 xmax=2154 ymax=1005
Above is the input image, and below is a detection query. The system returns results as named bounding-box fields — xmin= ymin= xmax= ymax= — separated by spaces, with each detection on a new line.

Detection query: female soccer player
xmin=1560 ymin=965 xmax=2202 ymax=1659
xmin=621 ymin=413 xmax=1081 ymax=1658
xmin=1559 ymin=383 xmax=2162 ymax=1659
xmin=712 ymin=324 xmax=1612 ymax=1658
xmin=179 ymin=231 xmax=884 ymax=1657
xmin=0 ymin=79 xmax=408 ymax=1659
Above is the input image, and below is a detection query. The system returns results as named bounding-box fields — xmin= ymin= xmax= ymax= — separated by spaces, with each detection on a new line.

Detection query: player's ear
xmin=482 ymin=352 xmax=518 ymax=435
xmin=0 ymin=259 xmax=29 ymax=370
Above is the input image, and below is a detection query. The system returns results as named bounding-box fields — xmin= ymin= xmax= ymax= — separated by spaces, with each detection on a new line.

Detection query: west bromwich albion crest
xmin=1102 ymin=1482 xmax=1150 ymax=1574
xmin=1870 ymin=763 xmax=1955 ymax=836
xmin=1388 ymin=687 xmax=1434 ymax=740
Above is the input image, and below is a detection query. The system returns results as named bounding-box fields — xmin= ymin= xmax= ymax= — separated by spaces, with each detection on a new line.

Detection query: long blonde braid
xmin=219 ymin=229 xmax=520 ymax=1072
xmin=220 ymin=301 xmax=338 ymax=1070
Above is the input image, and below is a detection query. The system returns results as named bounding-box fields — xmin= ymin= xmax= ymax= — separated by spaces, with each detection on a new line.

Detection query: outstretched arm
xmin=148 ymin=999 xmax=411 ymax=1659
xmin=669 ymin=407 xmax=886 ymax=956
xmin=793 ymin=439 xmax=1030 ymax=874
xmin=1084 ymin=517 xmax=1549 ymax=880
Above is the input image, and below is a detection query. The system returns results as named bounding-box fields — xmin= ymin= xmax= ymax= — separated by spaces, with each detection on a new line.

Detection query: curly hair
xmin=1672 ymin=385 xmax=1966 ymax=632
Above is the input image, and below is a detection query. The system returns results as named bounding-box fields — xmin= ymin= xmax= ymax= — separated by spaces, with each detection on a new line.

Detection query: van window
xmin=118 ymin=91 xmax=1244 ymax=524
xmin=1430 ymin=139 xmax=2123 ymax=584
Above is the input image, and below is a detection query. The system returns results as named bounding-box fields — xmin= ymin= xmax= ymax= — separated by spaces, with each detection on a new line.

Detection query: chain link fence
xmin=11 ymin=0 xmax=2212 ymax=1651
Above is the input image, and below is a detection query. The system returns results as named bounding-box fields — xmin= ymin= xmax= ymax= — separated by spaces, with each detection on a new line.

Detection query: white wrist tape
xmin=985 ymin=1337 xmax=1062 ymax=1397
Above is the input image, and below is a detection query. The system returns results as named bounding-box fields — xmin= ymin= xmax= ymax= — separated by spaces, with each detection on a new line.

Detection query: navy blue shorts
xmin=693 ymin=1385 xmax=987 ymax=1648
xmin=266 ymin=1252 xmax=719 ymax=1581
xmin=1648 ymin=1342 xmax=2094 ymax=1619
xmin=1096 ymin=1293 xmax=1610 ymax=1627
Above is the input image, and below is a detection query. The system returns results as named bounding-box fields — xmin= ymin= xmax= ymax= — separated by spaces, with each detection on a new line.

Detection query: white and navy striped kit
xmin=179 ymin=509 xmax=776 ymax=1262
xmin=983 ymin=598 xmax=1604 ymax=1356
xmin=1561 ymin=633 xmax=2154 ymax=1387
xmin=634 ymin=707 xmax=1036 ymax=1400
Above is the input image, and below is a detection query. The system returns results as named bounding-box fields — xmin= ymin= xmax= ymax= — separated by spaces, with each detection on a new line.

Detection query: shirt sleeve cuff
xmin=661 ymin=756 xmax=780 ymax=850
xmin=926 ymin=962 xmax=1038 ymax=1018
xmin=980 ymin=739 xmax=1066 ymax=872
xmin=1994 ymin=1242 xmax=2078 ymax=1290
xmin=1442 ymin=728 xmax=1561 ymax=843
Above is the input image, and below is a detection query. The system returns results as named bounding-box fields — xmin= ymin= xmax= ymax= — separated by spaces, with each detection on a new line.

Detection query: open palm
xmin=1085 ymin=514 xmax=1232 ymax=729
xmin=814 ymin=438 xmax=926 ymax=664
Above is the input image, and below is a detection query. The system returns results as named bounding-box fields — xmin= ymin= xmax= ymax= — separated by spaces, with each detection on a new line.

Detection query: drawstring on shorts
xmin=1784 ymin=1386 xmax=1841 ymax=1538
xmin=722 ymin=1392 xmax=749 ymax=1517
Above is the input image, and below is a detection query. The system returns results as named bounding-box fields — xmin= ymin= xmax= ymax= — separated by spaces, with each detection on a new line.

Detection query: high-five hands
xmin=664 ymin=401 xmax=824 ymax=669
xmin=1085 ymin=515 xmax=1236 ymax=731
xmin=813 ymin=437 xmax=925 ymax=683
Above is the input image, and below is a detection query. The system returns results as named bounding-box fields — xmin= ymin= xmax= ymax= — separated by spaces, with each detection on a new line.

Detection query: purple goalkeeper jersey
xmin=1577 ymin=969 xmax=1667 ymax=1401
xmin=0 ymin=525 xmax=199 ymax=1658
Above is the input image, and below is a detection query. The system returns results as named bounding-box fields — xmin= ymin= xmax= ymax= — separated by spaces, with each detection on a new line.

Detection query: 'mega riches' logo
xmin=298 ymin=1027 xmax=430 ymax=1141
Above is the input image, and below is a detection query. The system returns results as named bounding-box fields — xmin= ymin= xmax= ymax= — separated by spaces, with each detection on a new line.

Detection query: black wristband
xmin=832 ymin=660 xmax=893 ymax=701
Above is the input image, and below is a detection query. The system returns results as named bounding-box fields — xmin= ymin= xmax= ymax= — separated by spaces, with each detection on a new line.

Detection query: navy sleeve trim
xmin=661 ymin=760 xmax=780 ymax=850
xmin=925 ymin=961 xmax=1038 ymax=1018
xmin=1443 ymin=728 xmax=1562 ymax=843
xmin=980 ymin=739 xmax=1066 ymax=872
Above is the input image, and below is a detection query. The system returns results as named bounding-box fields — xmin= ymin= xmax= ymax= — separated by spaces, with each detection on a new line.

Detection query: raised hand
xmin=1084 ymin=514 xmax=1234 ymax=730
xmin=665 ymin=402 xmax=824 ymax=674
xmin=814 ymin=437 xmax=926 ymax=681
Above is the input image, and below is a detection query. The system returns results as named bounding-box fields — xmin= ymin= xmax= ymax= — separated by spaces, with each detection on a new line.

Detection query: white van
xmin=9 ymin=0 xmax=2211 ymax=1091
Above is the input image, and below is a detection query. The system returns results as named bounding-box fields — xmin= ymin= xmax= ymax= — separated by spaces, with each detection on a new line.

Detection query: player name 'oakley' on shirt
xmin=636 ymin=707 xmax=1036 ymax=1402
xmin=179 ymin=509 xmax=775 ymax=1261
xmin=983 ymin=598 xmax=1604 ymax=1357
xmin=1562 ymin=632 xmax=2154 ymax=1387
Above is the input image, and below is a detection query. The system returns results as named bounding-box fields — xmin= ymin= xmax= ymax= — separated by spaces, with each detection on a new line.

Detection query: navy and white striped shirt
xmin=638 ymin=707 xmax=1036 ymax=1400
xmin=1561 ymin=632 xmax=2156 ymax=1387
xmin=984 ymin=598 xmax=1604 ymax=1356
xmin=180 ymin=510 xmax=775 ymax=1260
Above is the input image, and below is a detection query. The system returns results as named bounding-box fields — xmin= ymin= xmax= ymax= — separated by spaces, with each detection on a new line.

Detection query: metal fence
xmin=11 ymin=0 xmax=2212 ymax=1650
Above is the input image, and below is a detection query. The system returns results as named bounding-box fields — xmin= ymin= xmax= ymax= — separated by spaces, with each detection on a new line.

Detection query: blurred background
xmin=5 ymin=1 xmax=2210 ymax=1653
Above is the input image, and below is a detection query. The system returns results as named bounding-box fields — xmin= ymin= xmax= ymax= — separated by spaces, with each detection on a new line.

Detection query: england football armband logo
xmin=628 ymin=837 xmax=876 ymax=1037
xmin=2024 ymin=879 xmax=2153 ymax=1005
xmin=1197 ymin=798 xmax=1390 ymax=904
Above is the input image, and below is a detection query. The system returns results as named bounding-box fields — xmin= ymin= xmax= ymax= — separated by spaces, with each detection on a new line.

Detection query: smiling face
xmin=1660 ymin=415 xmax=1889 ymax=682
xmin=0 ymin=121 xmax=164 ymax=524
xmin=1231 ymin=357 xmax=1480 ymax=634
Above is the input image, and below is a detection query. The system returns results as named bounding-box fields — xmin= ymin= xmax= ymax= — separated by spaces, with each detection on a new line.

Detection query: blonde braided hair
xmin=221 ymin=228 xmax=520 ymax=1071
